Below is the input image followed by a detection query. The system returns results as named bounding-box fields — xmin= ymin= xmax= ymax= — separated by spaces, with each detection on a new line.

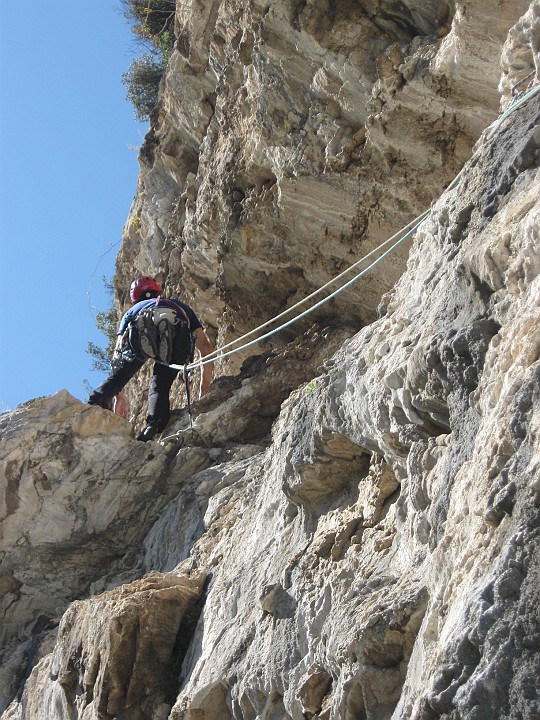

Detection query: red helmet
xmin=129 ymin=276 xmax=162 ymax=303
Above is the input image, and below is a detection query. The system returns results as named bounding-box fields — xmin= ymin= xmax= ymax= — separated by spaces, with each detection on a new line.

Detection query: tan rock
xmin=12 ymin=572 xmax=205 ymax=720
xmin=2 ymin=2 xmax=540 ymax=720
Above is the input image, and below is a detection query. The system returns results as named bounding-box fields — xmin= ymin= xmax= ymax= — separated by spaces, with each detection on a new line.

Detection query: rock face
xmin=17 ymin=572 xmax=206 ymax=720
xmin=115 ymin=0 xmax=535 ymax=365
xmin=2 ymin=1 xmax=540 ymax=719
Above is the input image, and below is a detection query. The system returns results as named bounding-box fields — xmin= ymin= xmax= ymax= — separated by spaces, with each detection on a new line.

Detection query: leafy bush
xmin=121 ymin=0 xmax=176 ymax=48
xmin=121 ymin=1 xmax=176 ymax=120
xmin=122 ymin=54 xmax=166 ymax=121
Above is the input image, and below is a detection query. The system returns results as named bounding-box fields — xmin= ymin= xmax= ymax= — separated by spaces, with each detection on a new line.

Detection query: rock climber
xmin=88 ymin=276 xmax=214 ymax=441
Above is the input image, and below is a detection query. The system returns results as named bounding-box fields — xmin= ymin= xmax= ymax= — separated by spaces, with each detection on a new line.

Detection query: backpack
xmin=125 ymin=300 xmax=195 ymax=366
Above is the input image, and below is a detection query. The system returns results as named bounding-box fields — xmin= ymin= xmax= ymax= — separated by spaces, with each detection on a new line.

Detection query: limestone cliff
xmin=1 ymin=1 xmax=540 ymax=719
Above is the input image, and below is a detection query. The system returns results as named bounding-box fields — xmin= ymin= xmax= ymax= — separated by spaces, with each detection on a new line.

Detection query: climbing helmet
xmin=129 ymin=276 xmax=163 ymax=303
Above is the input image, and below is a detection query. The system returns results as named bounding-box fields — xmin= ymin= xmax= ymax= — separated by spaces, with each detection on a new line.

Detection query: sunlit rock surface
xmin=2 ymin=0 xmax=540 ymax=718
xmin=115 ymin=0 xmax=534 ymax=373
xmin=12 ymin=572 xmax=206 ymax=720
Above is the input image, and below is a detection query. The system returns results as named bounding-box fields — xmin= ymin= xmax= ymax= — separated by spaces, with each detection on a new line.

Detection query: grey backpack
xmin=127 ymin=301 xmax=194 ymax=366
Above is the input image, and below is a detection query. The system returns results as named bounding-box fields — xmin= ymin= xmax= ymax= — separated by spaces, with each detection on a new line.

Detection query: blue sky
xmin=0 ymin=1 xmax=148 ymax=411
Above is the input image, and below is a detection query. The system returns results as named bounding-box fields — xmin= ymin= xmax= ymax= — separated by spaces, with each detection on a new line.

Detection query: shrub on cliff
xmin=87 ymin=277 xmax=119 ymax=374
xmin=121 ymin=0 xmax=176 ymax=51
xmin=122 ymin=54 xmax=166 ymax=121
xmin=120 ymin=0 xmax=176 ymax=120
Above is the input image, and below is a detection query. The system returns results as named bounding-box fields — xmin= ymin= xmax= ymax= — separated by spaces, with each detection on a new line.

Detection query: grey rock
xmin=2 ymin=2 xmax=540 ymax=719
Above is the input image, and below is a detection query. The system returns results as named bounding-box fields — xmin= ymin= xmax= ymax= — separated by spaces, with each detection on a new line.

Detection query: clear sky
xmin=0 ymin=1 xmax=148 ymax=411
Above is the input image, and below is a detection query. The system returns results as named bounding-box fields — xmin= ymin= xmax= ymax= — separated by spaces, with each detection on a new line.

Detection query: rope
xmin=184 ymin=365 xmax=193 ymax=428
xmin=164 ymin=213 xmax=429 ymax=372
xmin=198 ymin=211 xmax=430 ymax=363
xmin=487 ymin=79 xmax=540 ymax=137
xmin=87 ymin=239 xmax=122 ymax=320
xmin=511 ymin=71 xmax=536 ymax=97
xmin=164 ymin=81 xmax=540 ymax=373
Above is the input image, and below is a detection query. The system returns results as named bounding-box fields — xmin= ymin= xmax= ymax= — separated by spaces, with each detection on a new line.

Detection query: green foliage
xmin=121 ymin=0 xmax=176 ymax=48
xmin=152 ymin=30 xmax=174 ymax=62
xmin=304 ymin=379 xmax=317 ymax=394
xmin=122 ymin=54 xmax=166 ymax=121
xmin=120 ymin=0 xmax=176 ymax=120
xmin=87 ymin=277 xmax=119 ymax=374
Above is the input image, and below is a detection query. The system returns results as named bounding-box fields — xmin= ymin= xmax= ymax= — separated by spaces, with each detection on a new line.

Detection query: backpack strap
xmin=176 ymin=304 xmax=191 ymax=329
xmin=156 ymin=298 xmax=192 ymax=330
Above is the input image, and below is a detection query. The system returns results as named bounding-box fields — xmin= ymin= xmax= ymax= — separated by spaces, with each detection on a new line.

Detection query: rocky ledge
xmin=1 ymin=1 xmax=540 ymax=719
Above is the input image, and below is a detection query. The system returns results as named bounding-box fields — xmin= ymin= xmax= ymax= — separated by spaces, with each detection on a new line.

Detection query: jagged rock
xmin=116 ymin=0 xmax=534 ymax=387
xmin=2 ymin=1 xmax=540 ymax=719
xmin=3 ymin=572 xmax=206 ymax=720
xmin=0 ymin=391 xmax=211 ymax=713
xmin=148 ymin=74 xmax=539 ymax=720
xmin=170 ymin=321 xmax=358 ymax=446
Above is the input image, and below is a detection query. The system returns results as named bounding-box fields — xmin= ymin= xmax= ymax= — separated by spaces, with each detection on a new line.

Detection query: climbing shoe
xmin=88 ymin=392 xmax=112 ymax=410
xmin=137 ymin=424 xmax=160 ymax=442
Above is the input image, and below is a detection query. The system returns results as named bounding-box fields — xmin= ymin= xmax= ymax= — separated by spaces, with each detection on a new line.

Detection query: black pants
xmin=90 ymin=330 xmax=188 ymax=431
